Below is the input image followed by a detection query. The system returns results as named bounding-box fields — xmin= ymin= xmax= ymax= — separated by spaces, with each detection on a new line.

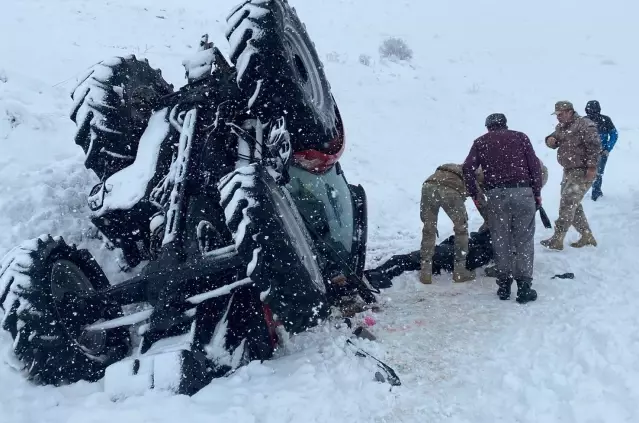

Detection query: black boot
xmin=516 ymin=279 xmax=537 ymax=304
xmin=496 ymin=276 xmax=513 ymax=300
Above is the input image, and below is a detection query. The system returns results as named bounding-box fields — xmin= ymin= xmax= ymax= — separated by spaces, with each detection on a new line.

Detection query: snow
xmin=182 ymin=47 xmax=215 ymax=82
xmin=1 ymin=0 xmax=639 ymax=422
xmin=0 ymin=241 xmax=36 ymax=321
xmin=206 ymin=296 xmax=239 ymax=369
xmin=162 ymin=107 xmax=197 ymax=245
xmin=103 ymin=355 xmax=157 ymax=399
xmin=219 ymin=165 xmax=259 ymax=250
xmin=96 ymin=108 xmax=170 ymax=216
xmin=226 ymin=2 xmax=268 ymax=86
xmin=85 ymin=309 xmax=153 ymax=331
xmin=186 ymin=277 xmax=253 ymax=304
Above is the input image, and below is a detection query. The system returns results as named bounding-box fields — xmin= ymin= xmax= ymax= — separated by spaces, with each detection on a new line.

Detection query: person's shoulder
xmin=578 ymin=115 xmax=596 ymax=127
xmin=472 ymin=132 xmax=489 ymax=145
xmin=505 ymin=129 xmax=531 ymax=141
xmin=439 ymin=163 xmax=462 ymax=172
xmin=506 ymin=128 xmax=528 ymax=136
xmin=602 ymin=114 xmax=616 ymax=128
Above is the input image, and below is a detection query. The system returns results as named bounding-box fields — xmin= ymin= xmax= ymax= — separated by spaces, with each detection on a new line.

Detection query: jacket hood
xmin=585 ymin=100 xmax=601 ymax=115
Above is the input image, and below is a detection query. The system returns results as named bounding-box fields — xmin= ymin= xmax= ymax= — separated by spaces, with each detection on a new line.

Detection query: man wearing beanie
xmin=584 ymin=100 xmax=618 ymax=201
xmin=463 ymin=113 xmax=542 ymax=303
xmin=542 ymin=101 xmax=600 ymax=249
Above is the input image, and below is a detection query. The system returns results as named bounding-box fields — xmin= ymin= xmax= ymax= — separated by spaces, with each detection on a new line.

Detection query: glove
xmin=535 ymin=196 xmax=542 ymax=209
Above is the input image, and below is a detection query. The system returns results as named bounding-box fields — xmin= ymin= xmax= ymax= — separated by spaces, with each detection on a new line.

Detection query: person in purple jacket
xmin=462 ymin=113 xmax=543 ymax=303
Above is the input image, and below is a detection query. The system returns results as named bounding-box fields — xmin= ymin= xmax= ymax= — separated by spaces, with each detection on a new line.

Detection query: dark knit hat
xmin=485 ymin=113 xmax=507 ymax=130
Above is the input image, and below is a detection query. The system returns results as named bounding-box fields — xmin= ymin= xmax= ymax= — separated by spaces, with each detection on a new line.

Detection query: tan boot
xmin=453 ymin=263 xmax=475 ymax=283
xmin=420 ymin=260 xmax=432 ymax=284
xmin=570 ymin=232 xmax=597 ymax=248
xmin=540 ymin=230 xmax=566 ymax=251
xmin=419 ymin=270 xmax=432 ymax=284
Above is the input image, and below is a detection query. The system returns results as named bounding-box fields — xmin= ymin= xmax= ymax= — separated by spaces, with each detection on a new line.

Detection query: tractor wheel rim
xmin=50 ymin=260 xmax=108 ymax=355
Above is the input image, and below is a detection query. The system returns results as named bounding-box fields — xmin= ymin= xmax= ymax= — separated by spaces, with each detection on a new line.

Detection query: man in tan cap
xmin=541 ymin=101 xmax=601 ymax=250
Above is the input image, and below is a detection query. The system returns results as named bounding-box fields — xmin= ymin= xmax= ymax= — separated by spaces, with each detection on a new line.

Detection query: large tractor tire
xmin=70 ymin=55 xmax=174 ymax=180
xmin=0 ymin=235 xmax=130 ymax=385
xmin=219 ymin=164 xmax=330 ymax=334
xmin=225 ymin=0 xmax=340 ymax=152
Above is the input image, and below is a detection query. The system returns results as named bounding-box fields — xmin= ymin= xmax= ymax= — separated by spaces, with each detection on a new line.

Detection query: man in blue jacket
xmin=585 ymin=100 xmax=618 ymax=201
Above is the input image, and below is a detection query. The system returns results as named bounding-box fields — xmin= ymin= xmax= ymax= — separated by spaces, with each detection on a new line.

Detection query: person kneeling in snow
xmin=419 ymin=163 xmax=487 ymax=284
xmin=463 ymin=113 xmax=542 ymax=303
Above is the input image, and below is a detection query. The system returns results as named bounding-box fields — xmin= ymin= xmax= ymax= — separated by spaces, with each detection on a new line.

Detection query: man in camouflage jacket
xmin=542 ymin=101 xmax=600 ymax=250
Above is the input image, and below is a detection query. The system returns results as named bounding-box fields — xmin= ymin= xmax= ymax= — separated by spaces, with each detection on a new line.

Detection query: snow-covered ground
xmin=1 ymin=0 xmax=639 ymax=422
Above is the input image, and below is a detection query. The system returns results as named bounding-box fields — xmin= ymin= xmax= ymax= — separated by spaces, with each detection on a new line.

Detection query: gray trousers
xmin=485 ymin=187 xmax=537 ymax=281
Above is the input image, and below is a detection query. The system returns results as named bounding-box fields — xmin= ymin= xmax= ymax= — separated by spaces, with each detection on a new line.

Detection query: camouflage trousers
xmin=420 ymin=183 xmax=468 ymax=271
xmin=555 ymin=169 xmax=594 ymax=234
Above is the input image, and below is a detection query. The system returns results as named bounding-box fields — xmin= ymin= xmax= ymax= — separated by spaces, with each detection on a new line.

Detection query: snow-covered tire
xmin=218 ymin=164 xmax=329 ymax=334
xmin=0 ymin=235 xmax=130 ymax=386
xmin=225 ymin=0 xmax=339 ymax=150
xmin=70 ymin=55 xmax=174 ymax=180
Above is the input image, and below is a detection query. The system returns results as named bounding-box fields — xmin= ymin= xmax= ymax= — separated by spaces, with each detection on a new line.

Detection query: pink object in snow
xmin=364 ymin=316 xmax=376 ymax=327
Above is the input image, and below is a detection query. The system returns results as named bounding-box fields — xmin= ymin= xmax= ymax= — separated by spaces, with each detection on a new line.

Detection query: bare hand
xmin=546 ymin=136 xmax=558 ymax=148
xmin=586 ymin=167 xmax=597 ymax=181
xmin=331 ymin=274 xmax=347 ymax=286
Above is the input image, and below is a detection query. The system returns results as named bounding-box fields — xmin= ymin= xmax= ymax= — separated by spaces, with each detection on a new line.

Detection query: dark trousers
xmin=591 ymin=154 xmax=609 ymax=198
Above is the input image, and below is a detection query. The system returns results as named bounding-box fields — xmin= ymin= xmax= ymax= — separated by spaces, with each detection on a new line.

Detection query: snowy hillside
xmin=1 ymin=0 xmax=639 ymax=422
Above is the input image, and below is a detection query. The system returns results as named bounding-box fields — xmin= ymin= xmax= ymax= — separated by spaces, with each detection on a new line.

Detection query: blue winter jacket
xmin=601 ymin=126 xmax=618 ymax=152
